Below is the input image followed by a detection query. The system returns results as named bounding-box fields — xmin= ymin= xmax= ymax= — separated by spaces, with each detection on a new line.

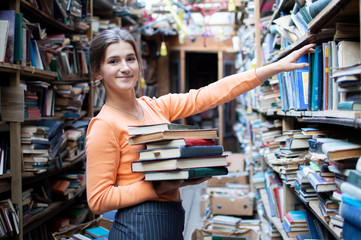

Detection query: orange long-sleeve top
xmin=85 ymin=69 xmax=261 ymax=214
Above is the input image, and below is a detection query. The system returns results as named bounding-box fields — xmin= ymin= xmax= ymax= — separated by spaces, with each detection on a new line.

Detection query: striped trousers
xmin=109 ymin=201 xmax=185 ymax=240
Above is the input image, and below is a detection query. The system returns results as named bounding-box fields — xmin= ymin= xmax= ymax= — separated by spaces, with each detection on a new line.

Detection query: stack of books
xmin=282 ymin=210 xmax=310 ymax=238
xmin=128 ymin=123 xmax=229 ymax=181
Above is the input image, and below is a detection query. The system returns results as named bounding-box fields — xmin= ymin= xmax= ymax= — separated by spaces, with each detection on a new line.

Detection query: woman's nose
xmin=119 ymin=61 xmax=130 ymax=72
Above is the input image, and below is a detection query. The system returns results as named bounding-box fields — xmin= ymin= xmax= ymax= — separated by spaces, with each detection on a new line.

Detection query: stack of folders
xmin=128 ymin=123 xmax=229 ymax=181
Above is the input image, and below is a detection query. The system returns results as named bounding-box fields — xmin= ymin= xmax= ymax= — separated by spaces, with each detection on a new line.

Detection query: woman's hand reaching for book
xmin=152 ymin=178 xmax=210 ymax=195
xmin=255 ymin=43 xmax=316 ymax=83
xmin=277 ymin=43 xmax=316 ymax=72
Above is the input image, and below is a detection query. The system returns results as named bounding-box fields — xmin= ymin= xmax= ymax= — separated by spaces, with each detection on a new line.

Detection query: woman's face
xmin=98 ymin=41 xmax=139 ymax=95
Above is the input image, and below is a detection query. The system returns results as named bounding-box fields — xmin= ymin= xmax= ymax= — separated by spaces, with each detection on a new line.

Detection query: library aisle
xmin=181 ymin=182 xmax=206 ymax=240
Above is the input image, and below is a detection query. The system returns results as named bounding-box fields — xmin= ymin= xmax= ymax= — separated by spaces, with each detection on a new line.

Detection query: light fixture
xmin=160 ymin=41 xmax=167 ymax=56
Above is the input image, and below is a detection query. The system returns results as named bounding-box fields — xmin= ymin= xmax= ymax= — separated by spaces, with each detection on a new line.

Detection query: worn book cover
xmin=138 ymin=145 xmax=224 ymax=161
xmin=131 ymin=155 xmax=228 ymax=172
xmin=143 ymin=166 xmax=228 ymax=181
xmin=128 ymin=123 xmax=196 ymax=136
xmin=128 ymin=128 xmax=218 ymax=145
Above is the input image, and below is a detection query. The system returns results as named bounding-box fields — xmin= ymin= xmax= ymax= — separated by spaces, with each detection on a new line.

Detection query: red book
xmin=145 ymin=138 xmax=215 ymax=150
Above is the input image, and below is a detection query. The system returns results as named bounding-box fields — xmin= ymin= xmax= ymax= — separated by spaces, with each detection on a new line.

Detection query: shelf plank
xmin=22 ymin=152 xmax=86 ymax=187
xmin=308 ymin=0 xmax=355 ymax=33
xmin=23 ymin=186 xmax=86 ymax=233
xmin=0 ymin=62 xmax=57 ymax=79
xmin=20 ymin=0 xmax=85 ymax=34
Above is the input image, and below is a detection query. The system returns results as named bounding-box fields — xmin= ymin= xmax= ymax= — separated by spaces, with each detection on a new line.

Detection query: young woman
xmin=86 ymin=27 xmax=315 ymax=239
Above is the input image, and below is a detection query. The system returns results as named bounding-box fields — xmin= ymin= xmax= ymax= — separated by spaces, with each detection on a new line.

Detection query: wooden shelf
xmin=23 ymin=186 xmax=86 ymax=234
xmin=20 ymin=0 xmax=86 ymax=34
xmin=22 ymin=152 xmax=86 ymax=187
xmin=0 ymin=62 xmax=57 ymax=79
xmin=308 ymin=0 xmax=356 ymax=33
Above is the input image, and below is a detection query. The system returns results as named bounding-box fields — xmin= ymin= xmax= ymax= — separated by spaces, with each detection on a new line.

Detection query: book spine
xmin=341 ymin=201 xmax=361 ymax=225
xmin=180 ymin=145 xmax=224 ymax=158
xmin=187 ymin=166 xmax=228 ymax=179
xmin=348 ymin=170 xmax=361 ymax=188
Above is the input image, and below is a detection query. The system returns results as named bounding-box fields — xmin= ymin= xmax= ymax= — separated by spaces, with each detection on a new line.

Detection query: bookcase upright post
xmin=9 ymin=70 xmax=23 ymax=238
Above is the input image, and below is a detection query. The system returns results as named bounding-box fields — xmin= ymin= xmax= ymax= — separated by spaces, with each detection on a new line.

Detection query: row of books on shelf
xmin=268 ymin=0 xmax=358 ymax=54
xmin=24 ymin=0 xmax=89 ymax=30
xmin=21 ymin=119 xmax=88 ymax=174
xmin=0 ymin=9 xmax=90 ymax=78
xmin=23 ymin=81 xmax=90 ymax=119
xmin=256 ymin=121 xmax=361 ymax=239
xmin=0 ymin=198 xmax=20 ymax=238
xmin=22 ymin=170 xmax=86 ymax=224
xmin=277 ymin=39 xmax=360 ymax=112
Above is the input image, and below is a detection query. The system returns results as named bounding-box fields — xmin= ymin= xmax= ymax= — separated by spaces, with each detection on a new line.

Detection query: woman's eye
xmin=109 ymin=59 xmax=117 ymax=64
xmin=127 ymin=57 xmax=136 ymax=62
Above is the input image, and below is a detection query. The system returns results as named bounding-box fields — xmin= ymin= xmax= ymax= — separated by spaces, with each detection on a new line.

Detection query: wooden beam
xmin=180 ymin=49 xmax=186 ymax=125
xmin=167 ymin=35 xmax=235 ymax=52
xmin=218 ymin=51 xmax=224 ymax=146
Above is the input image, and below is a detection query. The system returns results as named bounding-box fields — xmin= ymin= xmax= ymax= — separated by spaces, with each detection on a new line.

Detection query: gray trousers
xmin=109 ymin=201 xmax=185 ymax=240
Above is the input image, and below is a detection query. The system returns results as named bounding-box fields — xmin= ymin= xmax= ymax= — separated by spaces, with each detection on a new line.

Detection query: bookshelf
xmin=234 ymin=0 xmax=361 ymax=238
xmin=0 ymin=0 xmax=95 ymax=238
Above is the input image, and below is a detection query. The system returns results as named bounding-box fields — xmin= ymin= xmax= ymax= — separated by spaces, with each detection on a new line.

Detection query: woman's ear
xmin=96 ymin=73 xmax=103 ymax=81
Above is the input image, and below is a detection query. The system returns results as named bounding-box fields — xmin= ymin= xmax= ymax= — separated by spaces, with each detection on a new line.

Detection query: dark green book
xmin=143 ymin=166 xmax=228 ymax=181
xmin=211 ymin=235 xmax=246 ymax=240
xmin=14 ymin=12 xmax=23 ymax=62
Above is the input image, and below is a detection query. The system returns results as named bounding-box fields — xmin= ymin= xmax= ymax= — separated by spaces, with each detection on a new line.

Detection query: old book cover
xmin=131 ymin=155 xmax=228 ymax=172
xmin=128 ymin=123 xmax=196 ymax=136
xmin=143 ymin=166 xmax=228 ymax=181
xmin=138 ymin=145 xmax=223 ymax=161
xmin=128 ymin=128 xmax=218 ymax=145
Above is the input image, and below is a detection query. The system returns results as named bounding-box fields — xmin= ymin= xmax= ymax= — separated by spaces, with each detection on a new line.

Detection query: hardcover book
xmin=308 ymin=172 xmax=337 ymax=192
xmin=143 ymin=166 xmax=228 ymax=181
xmin=321 ymin=141 xmax=361 ymax=161
xmin=85 ymin=226 xmax=109 ymax=238
xmin=146 ymin=138 xmax=215 ymax=150
xmin=138 ymin=145 xmax=224 ymax=161
xmin=128 ymin=128 xmax=218 ymax=145
xmin=131 ymin=155 xmax=228 ymax=172
xmin=128 ymin=123 xmax=196 ymax=135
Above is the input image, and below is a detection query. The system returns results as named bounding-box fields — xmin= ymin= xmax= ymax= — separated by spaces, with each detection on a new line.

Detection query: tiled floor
xmin=180 ymin=182 xmax=206 ymax=240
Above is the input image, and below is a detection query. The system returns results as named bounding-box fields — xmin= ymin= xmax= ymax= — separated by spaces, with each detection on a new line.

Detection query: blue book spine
xmin=266 ymin=187 xmax=277 ymax=217
xmin=305 ymin=208 xmax=321 ymax=239
xmin=342 ymin=193 xmax=361 ymax=208
xmin=311 ymin=46 xmax=322 ymax=111
xmin=343 ymin=220 xmax=361 ymax=240
xmin=277 ymin=73 xmax=286 ymax=111
xmin=341 ymin=201 xmax=361 ymax=224
xmin=295 ymin=54 xmax=309 ymax=110
xmin=307 ymin=52 xmax=313 ymax=111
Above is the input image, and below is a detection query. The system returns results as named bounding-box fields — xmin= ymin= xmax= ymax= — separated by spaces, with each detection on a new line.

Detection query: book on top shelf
xmin=138 ymin=145 xmax=224 ymax=161
xmin=143 ymin=166 xmax=228 ymax=181
xmin=131 ymin=155 xmax=228 ymax=172
xmin=321 ymin=141 xmax=361 ymax=161
xmin=128 ymin=123 xmax=196 ymax=135
xmin=128 ymin=128 xmax=218 ymax=145
xmin=145 ymin=138 xmax=216 ymax=150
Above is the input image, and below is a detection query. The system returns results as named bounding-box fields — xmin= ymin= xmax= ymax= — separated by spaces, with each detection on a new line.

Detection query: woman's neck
xmin=106 ymin=95 xmax=143 ymax=120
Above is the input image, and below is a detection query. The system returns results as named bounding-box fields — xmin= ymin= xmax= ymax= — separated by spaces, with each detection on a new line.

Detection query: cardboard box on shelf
xmin=191 ymin=227 xmax=259 ymax=240
xmin=206 ymin=172 xmax=248 ymax=187
xmin=211 ymin=194 xmax=254 ymax=216
xmin=226 ymin=153 xmax=245 ymax=172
